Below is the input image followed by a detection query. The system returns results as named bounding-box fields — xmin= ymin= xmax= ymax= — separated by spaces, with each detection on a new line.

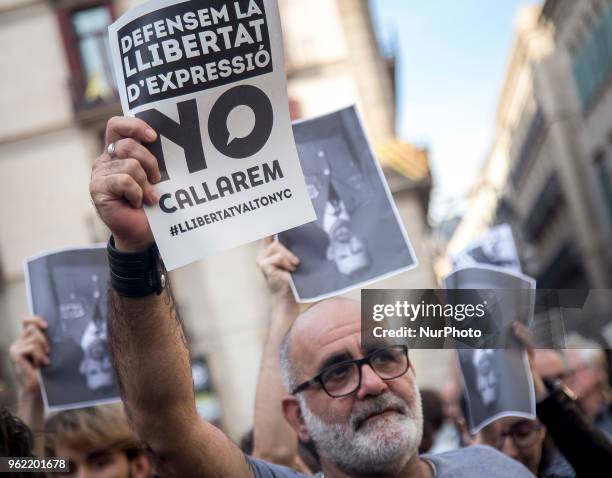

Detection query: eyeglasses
xmin=291 ymin=345 xmax=409 ymax=398
xmin=493 ymin=420 xmax=543 ymax=450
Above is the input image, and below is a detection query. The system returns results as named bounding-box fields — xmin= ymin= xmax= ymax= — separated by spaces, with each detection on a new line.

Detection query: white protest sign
xmin=108 ymin=0 xmax=315 ymax=270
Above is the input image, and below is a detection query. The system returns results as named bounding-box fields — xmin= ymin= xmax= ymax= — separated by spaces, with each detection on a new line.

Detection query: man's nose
xmin=355 ymin=363 xmax=387 ymax=400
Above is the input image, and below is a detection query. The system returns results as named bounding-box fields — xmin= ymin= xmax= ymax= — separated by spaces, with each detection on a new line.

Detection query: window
xmin=594 ymin=149 xmax=612 ymax=225
xmin=571 ymin=3 xmax=612 ymax=110
xmin=523 ymin=173 xmax=563 ymax=242
xmin=279 ymin=0 xmax=348 ymax=71
xmin=57 ymin=2 xmax=117 ymax=111
xmin=510 ymin=107 xmax=545 ymax=189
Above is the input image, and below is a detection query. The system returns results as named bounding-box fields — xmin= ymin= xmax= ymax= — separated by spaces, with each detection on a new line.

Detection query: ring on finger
xmin=106 ymin=141 xmax=118 ymax=159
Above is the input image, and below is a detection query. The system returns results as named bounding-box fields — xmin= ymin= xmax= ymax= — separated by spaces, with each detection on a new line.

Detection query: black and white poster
xmin=108 ymin=0 xmax=315 ymax=270
xmin=443 ymin=266 xmax=536 ymax=434
xmin=457 ymin=346 xmax=534 ymax=434
xmin=24 ymin=245 xmax=120 ymax=411
xmin=278 ymin=106 xmax=417 ymax=302
xmin=452 ymin=224 xmax=521 ymax=273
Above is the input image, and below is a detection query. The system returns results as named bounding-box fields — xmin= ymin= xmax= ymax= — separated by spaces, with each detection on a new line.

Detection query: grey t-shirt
xmin=247 ymin=445 xmax=534 ymax=477
xmin=421 ymin=445 xmax=534 ymax=477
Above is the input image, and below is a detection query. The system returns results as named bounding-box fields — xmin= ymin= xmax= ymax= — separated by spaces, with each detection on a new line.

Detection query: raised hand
xmin=256 ymin=236 xmax=300 ymax=298
xmin=90 ymin=116 xmax=161 ymax=252
xmin=9 ymin=315 xmax=49 ymax=395
xmin=512 ymin=321 xmax=547 ymax=401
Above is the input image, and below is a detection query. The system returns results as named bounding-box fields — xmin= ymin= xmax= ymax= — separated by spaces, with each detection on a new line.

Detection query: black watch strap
xmin=542 ymin=377 xmax=576 ymax=402
xmin=107 ymin=236 xmax=167 ymax=297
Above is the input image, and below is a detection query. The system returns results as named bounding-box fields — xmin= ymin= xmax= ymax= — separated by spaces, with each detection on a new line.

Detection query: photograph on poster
xmin=279 ymin=106 xmax=417 ymax=302
xmin=25 ymin=245 xmax=120 ymax=411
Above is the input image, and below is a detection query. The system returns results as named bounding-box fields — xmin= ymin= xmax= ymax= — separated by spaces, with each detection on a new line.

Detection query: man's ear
xmin=538 ymin=423 xmax=547 ymax=441
xmin=282 ymin=395 xmax=311 ymax=443
xmin=129 ymin=452 xmax=152 ymax=478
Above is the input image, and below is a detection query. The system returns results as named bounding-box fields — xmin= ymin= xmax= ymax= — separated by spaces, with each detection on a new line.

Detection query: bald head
xmin=533 ymin=349 xmax=567 ymax=380
xmin=279 ymin=298 xmax=424 ymax=476
xmin=294 ymin=298 xmax=360 ymax=333
xmin=280 ymin=298 xmax=361 ymax=391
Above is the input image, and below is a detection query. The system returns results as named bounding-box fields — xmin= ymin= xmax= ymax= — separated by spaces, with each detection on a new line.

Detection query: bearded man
xmin=89 ymin=115 xmax=535 ymax=478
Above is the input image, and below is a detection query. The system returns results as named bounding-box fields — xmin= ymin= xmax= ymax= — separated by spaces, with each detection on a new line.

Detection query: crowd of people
xmin=1 ymin=116 xmax=611 ymax=477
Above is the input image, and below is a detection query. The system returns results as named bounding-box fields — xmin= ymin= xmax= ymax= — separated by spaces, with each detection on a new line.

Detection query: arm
xmin=8 ymin=315 xmax=49 ymax=457
xmin=91 ymin=116 xmax=253 ymax=478
xmin=512 ymin=322 xmax=612 ymax=476
xmin=108 ymin=288 xmax=251 ymax=477
xmin=536 ymin=384 xmax=612 ymax=477
xmin=252 ymin=238 xmax=307 ymax=471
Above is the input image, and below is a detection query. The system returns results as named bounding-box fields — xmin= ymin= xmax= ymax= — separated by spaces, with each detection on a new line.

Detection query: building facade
xmin=0 ymin=0 xmax=437 ymax=437
xmin=443 ymin=0 xmax=612 ymax=291
xmin=526 ymin=0 xmax=612 ymax=288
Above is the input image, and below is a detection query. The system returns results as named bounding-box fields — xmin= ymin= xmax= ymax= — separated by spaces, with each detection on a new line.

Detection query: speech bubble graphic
xmin=226 ymin=105 xmax=256 ymax=145
xmin=208 ymin=85 xmax=274 ymax=159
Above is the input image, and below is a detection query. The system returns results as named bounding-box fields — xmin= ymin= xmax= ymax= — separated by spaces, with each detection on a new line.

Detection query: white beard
xmin=299 ymin=390 xmax=423 ymax=475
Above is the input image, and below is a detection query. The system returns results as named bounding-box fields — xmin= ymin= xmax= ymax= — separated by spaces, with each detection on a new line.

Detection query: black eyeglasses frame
xmin=290 ymin=345 xmax=409 ymax=398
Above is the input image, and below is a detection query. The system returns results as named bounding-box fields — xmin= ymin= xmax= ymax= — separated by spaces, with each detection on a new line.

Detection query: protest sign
xmin=452 ymin=224 xmax=521 ymax=273
xmin=108 ymin=0 xmax=315 ymax=270
xmin=24 ymin=245 xmax=120 ymax=411
xmin=278 ymin=106 xmax=417 ymax=302
xmin=443 ymin=266 xmax=536 ymax=434
xmin=456 ymin=346 xmax=534 ymax=434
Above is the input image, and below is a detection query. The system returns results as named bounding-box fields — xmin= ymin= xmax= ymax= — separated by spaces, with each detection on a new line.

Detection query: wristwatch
xmin=107 ymin=236 xmax=167 ymax=297
xmin=542 ymin=377 xmax=577 ymax=403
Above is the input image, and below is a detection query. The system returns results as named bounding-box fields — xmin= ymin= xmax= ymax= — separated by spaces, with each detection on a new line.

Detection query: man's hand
xmin=9 ymin=315 xmax=48 ymax=456
xmin=256 ymin=237 xmax=299 ymax=299
xmin=9 ymin=315 xmax=49 ymax=395
xmin=512 ymin=321 xmax=547 ymax=401
xmin=90 ymin=116 xmax=161 ymax=252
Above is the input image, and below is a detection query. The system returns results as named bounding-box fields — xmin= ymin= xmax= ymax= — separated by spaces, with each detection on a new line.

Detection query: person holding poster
xmin=9 ymin=317 xmax=154 ymax=478
xmin=474 ymin=322 xmax=612 ymax=477
xmin=24 ymin=245 xmax=121 ymax=410
xmin=107 ymin=0 xmax=315 ymax=271
xmin=9 ymin=315 xmax=49 ymax=457
xmin=279 ymin=107 xmax=417 ymax=302
xmin=252 ymin=237 xmax=318 ymax=474
xmin=445 ymin=223 xmax=536 ymax=436
xmin=89 ymin=116 xmax=534 ymax=477
xmin=443 ymin=266 xmax=536 ymax=434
